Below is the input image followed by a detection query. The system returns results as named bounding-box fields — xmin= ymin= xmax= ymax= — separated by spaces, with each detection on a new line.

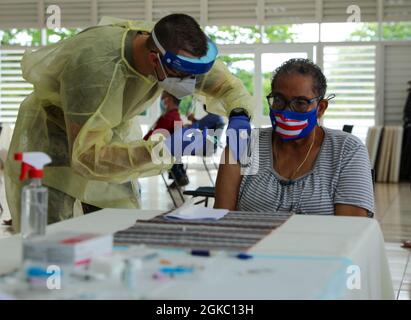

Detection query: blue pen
xmin=189 ymin=249 xmax=252 ymax=259
xmin=160 ymin=266 xmax=194 ymax=274
xmin=225 ymin=252 xmax=253 ymax=260
xmin=235 ymin=253 xmax=253 ymax=260
xmin=190 ymin=249 xmax=211 ymax=257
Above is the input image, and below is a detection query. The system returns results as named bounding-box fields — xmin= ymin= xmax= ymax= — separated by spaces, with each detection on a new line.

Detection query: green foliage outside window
xmin=1 ymin=22 xmax=410 ymax=119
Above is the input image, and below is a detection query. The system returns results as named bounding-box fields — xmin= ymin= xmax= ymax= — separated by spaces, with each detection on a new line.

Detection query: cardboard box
xmin=23 ymin=232 xmax=113 ymax=267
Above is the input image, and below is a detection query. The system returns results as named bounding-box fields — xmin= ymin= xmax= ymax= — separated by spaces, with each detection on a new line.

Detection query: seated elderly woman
xmin=215 ymin=58 xmax=374 ymax=217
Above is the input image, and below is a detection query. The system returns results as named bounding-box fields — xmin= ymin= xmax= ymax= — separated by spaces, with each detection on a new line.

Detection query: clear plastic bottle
xmin=15 ymin=152 xmax=51 ymax=238
xmin=21 ymin=178 xmax=48 ymax=238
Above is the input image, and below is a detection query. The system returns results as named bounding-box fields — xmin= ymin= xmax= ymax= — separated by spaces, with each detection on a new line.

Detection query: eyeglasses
xmin=266 ymin=93 xmax=323 ymax=113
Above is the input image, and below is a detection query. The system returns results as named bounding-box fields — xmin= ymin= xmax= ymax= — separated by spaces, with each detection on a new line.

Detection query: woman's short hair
xmin=271 ymin=58 xmax=327 ymax=97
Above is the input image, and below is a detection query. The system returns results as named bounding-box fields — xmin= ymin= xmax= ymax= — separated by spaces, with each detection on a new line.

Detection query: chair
xmin=341 ymin=125 xmax=374 ymax=186
xmin=183 ymin=186 xmax=215 ymax=207
xmin=199 ymin=123 xmax=225 ymax=187
xmin=342 ymin=125 xmax=354 ymax=133
xmin=371 ymin=168 xmax=375 ymax=185
xmin=161 ymin=170 xmax=185 ymax=208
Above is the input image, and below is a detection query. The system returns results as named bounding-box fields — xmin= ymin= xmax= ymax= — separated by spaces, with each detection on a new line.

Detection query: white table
xmin=0 ymin=209 xmax=394 ymax=299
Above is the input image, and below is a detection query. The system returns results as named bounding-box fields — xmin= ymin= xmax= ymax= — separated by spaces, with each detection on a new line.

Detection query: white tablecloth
xmin=0 ymin=209 xmax=394 ymax=299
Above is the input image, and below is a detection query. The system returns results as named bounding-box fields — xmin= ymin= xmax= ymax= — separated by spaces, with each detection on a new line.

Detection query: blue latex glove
xmin=165 ymin=127 xmax=213 ymax=158
xmin=226 ymin=114 xmax=251 ymax=161
xmin=190 ymin=122 xmax=200 ymax=129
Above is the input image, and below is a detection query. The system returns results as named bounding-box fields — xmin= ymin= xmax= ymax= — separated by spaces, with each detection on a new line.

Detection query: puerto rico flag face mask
xmin=269 ymin=107 xmax=318 ymax=141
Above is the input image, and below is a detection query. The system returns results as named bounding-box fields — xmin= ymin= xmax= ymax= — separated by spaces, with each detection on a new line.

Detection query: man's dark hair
xmin=147 ymin=13 xmax=208 ymax=57
xmin=271 ymin=58 xmax=327 ymax=97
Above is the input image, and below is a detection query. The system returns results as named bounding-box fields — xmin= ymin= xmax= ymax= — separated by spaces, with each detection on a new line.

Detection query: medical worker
xmin=4 ymin=14 xmax=253 ymax=231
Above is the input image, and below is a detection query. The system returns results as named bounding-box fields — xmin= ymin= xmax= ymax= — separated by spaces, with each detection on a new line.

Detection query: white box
xmin=23 ymin=232 xmax=113 ymax=267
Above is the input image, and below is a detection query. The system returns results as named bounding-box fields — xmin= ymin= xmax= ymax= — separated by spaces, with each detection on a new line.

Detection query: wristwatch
xmin=229 ymin=108 xmax=250 ymax=119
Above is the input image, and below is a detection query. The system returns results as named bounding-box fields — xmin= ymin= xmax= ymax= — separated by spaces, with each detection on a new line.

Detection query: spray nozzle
xmin=14 ymin=152 xmax=52 ymax=181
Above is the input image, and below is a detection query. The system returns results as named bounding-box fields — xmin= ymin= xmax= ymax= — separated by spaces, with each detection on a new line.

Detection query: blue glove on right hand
xmin=165 ymin=127 xmax=214 ymax=158
xmin=226 ymin=114 xmax=251 ymax=161
xmin=190 ymin=122 xmax=200 ymax=129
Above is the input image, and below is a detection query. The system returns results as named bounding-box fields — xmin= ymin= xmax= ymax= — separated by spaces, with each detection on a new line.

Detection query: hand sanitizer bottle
xmin=14 ymin=152 xmax=51 ymax=238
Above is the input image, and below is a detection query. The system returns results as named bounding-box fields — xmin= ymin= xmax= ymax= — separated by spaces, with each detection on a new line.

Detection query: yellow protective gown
xmin=4 ymin=19 xmax=254 ymax=231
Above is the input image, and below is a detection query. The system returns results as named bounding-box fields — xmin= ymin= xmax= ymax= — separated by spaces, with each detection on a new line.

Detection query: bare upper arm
xmin=335 ymin=204 xmax=369 ymax=217
xmin=214 ymin=147 xmax=242 ymax=211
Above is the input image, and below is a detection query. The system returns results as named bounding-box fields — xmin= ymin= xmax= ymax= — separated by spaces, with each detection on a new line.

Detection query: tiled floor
xmin=373 ymin=182 xmax=411 ymax=299
xmin=1 ymin=168 xmax=410 ymax=299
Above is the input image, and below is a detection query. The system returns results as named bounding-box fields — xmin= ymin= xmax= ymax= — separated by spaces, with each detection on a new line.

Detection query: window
xmin=0 ymin=49 xmax=32 ymax=123
xmin=322 ymin=45 xmax=376 ymax=141
xmin=321 ymin=23 xmax=379 ymax=42
xmin=282 ymin=24 xmax=319 ymax=43
xmin=46 ymin=28 xmax=82 ymax=44
xmin=206 ymin=24 xmax=318 ymax=44
xmin=0 ymin=29 xmax=42 ymax=46
xmin=219 ymin=54 xmax=254 ymax=96
xmin=262 ymin=24 xmax=320 ymax=43
xmin=382 ymin=22 xmax=411 ymax=40
xmin=205 ymin=26 xmax=263 ymax=44
xmin=383 ymin=44 xmax=411 ymax=124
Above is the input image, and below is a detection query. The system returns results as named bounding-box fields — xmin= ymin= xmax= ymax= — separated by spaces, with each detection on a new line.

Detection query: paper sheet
xmin=164 ymin=199 xmax=228 ymax=220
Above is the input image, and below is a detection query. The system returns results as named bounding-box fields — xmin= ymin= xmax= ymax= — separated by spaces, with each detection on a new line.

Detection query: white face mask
xmin=157 ymin=76 xmax=196 ymax=99
xmin=155 ymin=54 xmax=196 ymax=99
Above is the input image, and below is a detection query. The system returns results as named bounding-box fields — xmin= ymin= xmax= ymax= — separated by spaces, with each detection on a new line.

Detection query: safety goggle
xmin=156 ymin=53 xmax=195 ymax=80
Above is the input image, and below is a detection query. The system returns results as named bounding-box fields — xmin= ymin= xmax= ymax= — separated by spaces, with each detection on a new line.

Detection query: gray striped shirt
xmin=237 ymin=127 xmax=374 ymax=216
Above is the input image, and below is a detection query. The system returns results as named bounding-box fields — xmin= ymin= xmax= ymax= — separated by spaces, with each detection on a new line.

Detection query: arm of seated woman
xmin=335 ymin=204 xmax=368 ymax=217
xmin=214 ymin=147 xmax=242 ymax=211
